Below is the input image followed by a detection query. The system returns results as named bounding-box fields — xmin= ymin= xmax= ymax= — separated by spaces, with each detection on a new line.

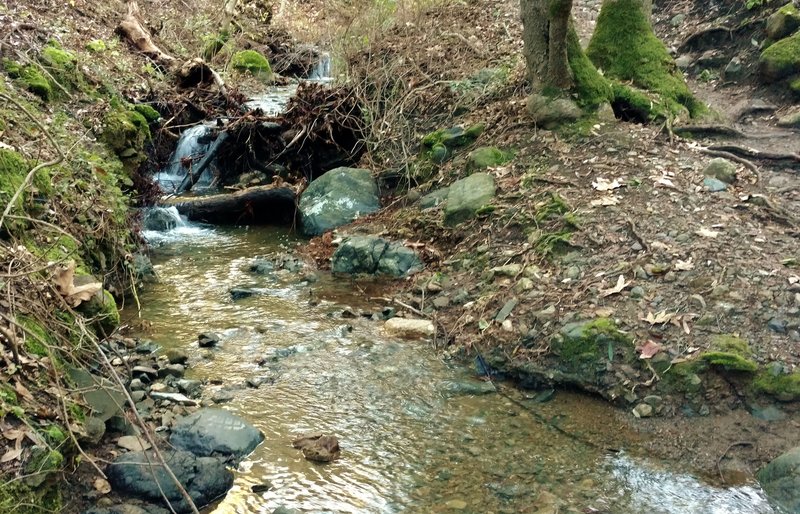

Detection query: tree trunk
xmin=170 ymin=186 xmax=297 ymax=225
xmin=521 ymin=0 xmax=574 ymax=91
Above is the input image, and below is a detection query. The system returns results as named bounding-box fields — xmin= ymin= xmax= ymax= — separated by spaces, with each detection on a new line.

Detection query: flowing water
xmin=129 ymin=221 xmax=780 ymax=514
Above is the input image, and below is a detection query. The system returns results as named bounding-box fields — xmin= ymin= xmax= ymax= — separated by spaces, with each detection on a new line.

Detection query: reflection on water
xmin=129 ymin=224 xmax=778 ymax=514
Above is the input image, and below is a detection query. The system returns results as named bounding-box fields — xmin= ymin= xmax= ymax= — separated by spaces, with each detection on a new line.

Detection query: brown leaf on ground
xmin=52 ymin=261 xmax=102 ymax=307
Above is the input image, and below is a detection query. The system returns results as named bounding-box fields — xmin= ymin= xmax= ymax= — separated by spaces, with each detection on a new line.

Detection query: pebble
xmin=768 ymin=318 xmax=788 ymax=333
xmin=130 ymin=391 xmax=146 ymax=402
xmin=117 ymin=435 xmax=151 ymax=451
xmin=630 ymin=286 xmax=645 ymax=299
xmin=129 ymin=378 xmax=145 ymax=391
xmin=632 ymin=403 xmax=654 ymax=418
xmin=211 ymin=390 xmax=235 ymax=403
xmin=445 ymin=499 xmax=467 ymax=510
xmin=165 ymin=348 xmax=189 ymax=364
xmin=198 ymin=332 xmax=220 ymax=347
xmin=704 ymin=177 xmax=728 ymax=192
xmin=564 ymin=266 xmax=581 ymax=280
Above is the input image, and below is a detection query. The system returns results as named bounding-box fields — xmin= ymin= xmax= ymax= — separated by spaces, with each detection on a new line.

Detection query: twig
xmin=716 ymin=441 xmax=753 ymax=484
xmin=0 ymin=92 xmax=65 ymax=229
xmin=699 ymin=148 xmax=760 ymax=182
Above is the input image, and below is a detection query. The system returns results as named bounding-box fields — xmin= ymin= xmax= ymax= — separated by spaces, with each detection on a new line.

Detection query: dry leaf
xmin=14 ymin=381 xmax=34 ymax=402
xmin=590 ymin=196 xmax=621 ymax=207
xmin=0 ymin=448 xmax=22 ymax=463
xmin=640 ymin=310 xmax=674 ymax=325
xmin=601 ymin=275 xmax=629 ymax=297
xmin=674 ymin=259 xmax=694 ymax=271
xmin=696 ymin=227 xmax=719 ymax=238
xmin=638 ymin=340 xmax=662 ymax=359
xmin=592 ymin=177 xmax=623 ymax=191
xmin=656 ymin=176 xmax=675 ymax=187
xmin=52 ymin=261 xmax=102 ymax=308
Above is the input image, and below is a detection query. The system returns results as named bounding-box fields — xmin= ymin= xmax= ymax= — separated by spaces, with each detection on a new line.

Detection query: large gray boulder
xmin=107 ymin=449 xmax=233 ymax=513
xmin=332 ymin=236 xmax=422 ymax=277
xmin=170 ymin=409 xmax=264 ymax=461
xmin=444 ymin=173 xmax=496 ymax=226
xmin=757 ymin=446 xmax=800 ymax=512
xmin=298 ymin=167 xmax=380 ymax=236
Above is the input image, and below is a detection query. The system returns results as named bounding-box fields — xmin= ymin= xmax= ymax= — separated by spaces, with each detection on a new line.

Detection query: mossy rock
xmin=658 ymin=359 xmax=707 ymax=395
xmin=0 ymin=148 xmax=51 ymax=231
xmin=766 ymin=3 xmax=800 ymax=41
xmin=587 ymin=0 xmax=703 ymax=117
xmin=40 ymin=43 xmax=85 ymax=93
xmin=100 ymin=106 xmax=151 ymax=167
xmin=133 ymin=103 xmax=161 ymax=122
xmin=17 ymin=314 xmax=53 ymax=357
xmin=231 ymin=49 xmax=272 ymax=77
xmin=552 ymin=318 xmax=633 ymax=374
xmin=760 ymin=30 xmax=800 ymax=82
xmin=202 ymin=31 xmax=230 ymax=61
xmin=465 ymin=146 xmax=511 ymax=171
xmin=422 ymin=124 xmax=485 ymax=149
xmin=78 ymin=288 xmax=120 ymax=336
xmin=2 ymin=59 xmax=52 ymax=101
xmin=753 ymin=369 xmax=800 ymax=401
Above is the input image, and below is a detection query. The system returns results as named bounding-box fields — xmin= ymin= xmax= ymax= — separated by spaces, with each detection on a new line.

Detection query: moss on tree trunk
xmin=586 ymin=0 xmax=704 ymax=117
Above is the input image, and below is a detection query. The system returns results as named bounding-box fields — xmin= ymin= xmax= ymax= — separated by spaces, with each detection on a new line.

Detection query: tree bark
xmin=521 ymin=0 xmax=574 ymax=91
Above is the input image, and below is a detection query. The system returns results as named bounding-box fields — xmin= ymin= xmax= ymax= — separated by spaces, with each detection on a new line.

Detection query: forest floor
xmin=2 ymin=0 xmax=800 ymax=507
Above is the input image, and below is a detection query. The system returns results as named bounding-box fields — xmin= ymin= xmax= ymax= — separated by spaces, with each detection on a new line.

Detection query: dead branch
xmin=707 ymin=144 xmax=800 ymax=165
xmin=117 ymin=2 xmax=176 ymax=66
xmin=673 ymin=124 xmax=745 ymax=138
xmin=699 ymin=148 xmax=760 ymax=181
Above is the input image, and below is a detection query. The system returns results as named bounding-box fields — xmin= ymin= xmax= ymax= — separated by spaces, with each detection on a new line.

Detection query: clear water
xmin=129 ymin=222 xmax=780 ymax=513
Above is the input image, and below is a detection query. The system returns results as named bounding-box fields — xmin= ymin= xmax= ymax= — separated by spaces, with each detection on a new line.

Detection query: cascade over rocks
xmin=298 ymin=167 xmax=380 ymax=236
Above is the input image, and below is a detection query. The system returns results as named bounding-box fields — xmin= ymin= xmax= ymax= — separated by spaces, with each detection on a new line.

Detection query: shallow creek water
xmin=129 ymin=222 xmax=779 ymax=514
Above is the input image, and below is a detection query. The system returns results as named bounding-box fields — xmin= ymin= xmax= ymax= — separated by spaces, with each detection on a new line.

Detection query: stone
xmin=84 ymin=503 xmax=170 ymax=514
xmin=444 ymin=172 xmax=496 ymax=225
xmin=526 ymin=94 xmax=582 ymax=129
xmin=131 ymin=253 xmax=157 ymax=283
xmin=129 ymin=378 xmax=145 ymax=391
xmin=723 ymin=57 xmax=744 ymax=81
xmin=331 ymin=236 xmax=422 ymax=277
xmin=229 ymin=288 xmax=259 ymax=300
xmin=67 ymin=366 xmax=125 ymax=422
xmin=465 ymin=146 xmax=510 ymax=171
xmin=703 ymin=177 xmax=728 ymax=192
xmin=777 ymin=110 xmax=800 ymax=128
xmin=107 ymin=449 xmax=233 ymax=513
xmin=132 ymin=366 xmax=158 ymax=377
xmin=384 ymin=318 xmax=435 ymax=339
xmin=79 ymin=416 xmax=106 ymax=445
xmin=211 ymin=390 xmax=235 ymax=403
xmin=142 ymin=208 xmax=180 ymax=232
xmin=151 ymin=392 xmax=198 ymax=406
xmin=758 ymin=446 xmax=800 ymax=513
xmin=158 ymin=364 xmax=185 ymax=379
xmin=703 ymin=158 xmax=737 ymax=184
xmin=298 ymin=167 xmax=380 ymax=236
xmin=177 ymin=379 xmax=203 ymax=396
xmin=632 ymin=403 xmax=654 ymax=418
xmin=292 ymin=433 xmax=341 ymax=462
xmin=248 ymin=258 xmax=274 ymax=275
xmin=117 ymin=435 xmax=151 ymax=451
xmin=130 ymin=391 xmax=146 ymax=402
xmin=420 ymin=187 xmax=449 ymax=209
xmin=675 ymin=55 xmax=694 ymax=70
xmin=768 ymin=317 xmax=788 ymax=333
xmin=670 ymin=13 xmax=686 ymax=26
xmin=170 ymin=409 xmax=264 ymax=461
xmin=630 ymin=286 xmax=645 ymax=299
xmin=445 ymin=499 xmax=468 ymax=509
xmin=440 ymin=380 xmax=496 ymax=396
xmin=766 ymin=3 xmax=800 ymax=41
xmin=198 ymin=333 xmax=220 ymax=347
xmin=165 ymin=349 xmax=189 ymax=365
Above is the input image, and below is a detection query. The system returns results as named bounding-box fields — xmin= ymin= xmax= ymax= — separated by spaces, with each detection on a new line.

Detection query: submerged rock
xmin=292 ymin=433 xmax=341 ymax=462
xmin=170 ymin=409 xmax=264 ymax=461
xmin=332 ymin=236 xmax=422 ymax=277
xmin=298 ymin=167 xmax=380 ymax=236
xmin=758 ymin=446 xmax=800 ymax=513
xmin=107 ymin=449 xmax=233 ymax=513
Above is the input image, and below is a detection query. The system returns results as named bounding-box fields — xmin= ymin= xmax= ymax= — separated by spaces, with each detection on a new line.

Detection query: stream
xmin=128 ymin=217 xmax=780 ymax=514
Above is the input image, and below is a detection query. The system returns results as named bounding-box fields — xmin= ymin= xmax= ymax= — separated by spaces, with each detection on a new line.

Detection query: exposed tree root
xmin=707 ymin=144 xmax=800 ymax=166
xmin=673 ymin=124 xmax=746 ymax=138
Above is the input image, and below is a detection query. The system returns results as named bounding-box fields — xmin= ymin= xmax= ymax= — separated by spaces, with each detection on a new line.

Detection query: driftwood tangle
xmin=170 ymin=186 xmax=297 ymax=225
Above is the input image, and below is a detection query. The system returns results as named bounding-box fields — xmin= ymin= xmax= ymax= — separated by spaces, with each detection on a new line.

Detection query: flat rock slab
xmin=170 ymin=409 xmax=264 ymax=461
xmin=444 ymin=172 xmax=496 ymax=225
xmin=66 ymin=366 xmax=125 ymax=422
xmin=151 ymin=391 xmax=198 ymax=406
xmin=107 ymin=449 xmax=233 ymax=513
xmin=117 ymin=435 xmax=151 ymax=452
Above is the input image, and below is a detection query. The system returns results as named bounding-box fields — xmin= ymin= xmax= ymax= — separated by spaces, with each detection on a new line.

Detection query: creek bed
xmin=128 ymin=223 xmax=778 ymax=513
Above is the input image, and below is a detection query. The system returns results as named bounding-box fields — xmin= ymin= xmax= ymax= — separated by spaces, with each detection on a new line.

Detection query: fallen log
xmin=176 ymin=131 xmax=229 ymax=194
xmin=169 ymin=186 xmax=297 ymax=225
xmin=117 ymin=2 xmax=176 ymax=66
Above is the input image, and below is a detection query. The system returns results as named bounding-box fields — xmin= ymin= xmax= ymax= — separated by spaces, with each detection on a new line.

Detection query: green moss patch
xmin=202 ymin=31 xmax=230 ymax=61
xmin=100 ymin=106 xmax=151 ymax=169
xmin=422 ymin=124 xmax=485 ymax=149
xmin=231 ymin=49 xmax=272 ymax=77
xmin=85 ymin=39 xmax=107 ymax=53
xmin=701 ymin=334 xmax=758 ymax=372
xmin=133 ymin=103 xmax=161 ymax=122
xmin=760 ymin=30 xmax=800 ymax=81
xmin=77 ymin=288 xmax=120 ymax=336
xmin=753 ymin=370 xmax=800 ymax=401
xmin=465 ymin=146 xmax=512 ymax=171
xmin=567 ymin=27 xmax=613 ymax=109
xmin=587 ymin=0 xmax=703 ymax=117
xmin=2 ymin=59 xmax=52 ymax=101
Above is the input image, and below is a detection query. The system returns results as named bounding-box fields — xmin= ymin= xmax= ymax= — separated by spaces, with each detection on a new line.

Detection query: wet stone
xmin=768 ymin=318 xmax=788 ymax=333
xmin=198 ymin=332 xmax=220 ymax=347
xmin=632 ymin=403 xmax=654 ymax=418
xmin=129 ymin=378 xmax=145 ymax=391
xmin=158 ymin=364 xmax=185 ymax=378
xmin=165 ymin=349 xmax=189 ymax=364
xmin=177 ymin=379 xmax=203 ymax=396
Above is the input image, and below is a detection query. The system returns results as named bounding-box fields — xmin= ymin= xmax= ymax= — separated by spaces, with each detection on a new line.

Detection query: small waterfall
xmin=155 ymin=124 xmax=216 ymax=192
xmin=308 ymin=52 xmax=332 ymax=82
xmin=142 ymin=206 xmax=186 ymax=232
xmin=141 ymin=205 xmax=216 ymax=245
